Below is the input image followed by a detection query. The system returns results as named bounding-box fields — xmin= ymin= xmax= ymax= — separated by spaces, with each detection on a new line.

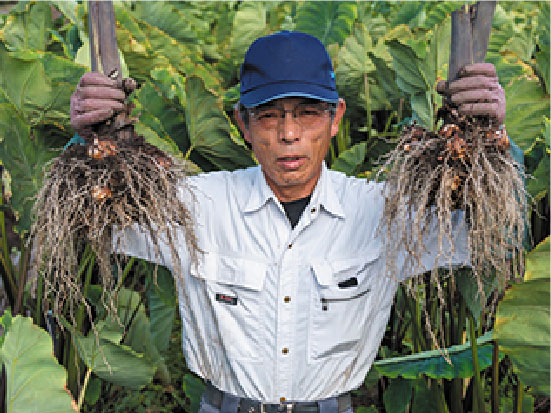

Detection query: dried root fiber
xmin=31 ymin=127 xmax=196 ymax=329
xmin=379 ymin=105 xmax=528 ymax=306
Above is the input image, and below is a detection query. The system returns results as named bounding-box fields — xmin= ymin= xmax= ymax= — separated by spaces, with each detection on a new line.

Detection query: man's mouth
xmin=277 ymin=156 xmax=306 ymax=169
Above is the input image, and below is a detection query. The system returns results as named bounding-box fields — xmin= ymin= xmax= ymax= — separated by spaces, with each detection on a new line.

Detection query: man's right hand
xmin=70 ymin=72 xmax=134 ymax=135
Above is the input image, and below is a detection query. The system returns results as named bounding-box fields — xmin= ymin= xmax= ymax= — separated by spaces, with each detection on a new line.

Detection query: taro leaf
xmin=494 ymin=277 xmax=550 ymax=396
xmin=356 ymin=407 xmax=378 ymax=413
xmin=527 ymin=153 xmax=550 ymax=200
xmin=505 ymin=76 xmax=549 ymax=152
xmin=331 ymin=141 xmax=367 ymax=176
xmin=0 ymin=103 xmax=58 ymax=233
xmin=72 ymin=328 xmax=156 ymax=389
xmin=524 ymin=237 xmax=550 ymax=281
xmin=455 ymin=268 xmax=496 ymax=322
xmin=147 ymin=266 xmax=176 ymax=353
xmin=426 ymin=17 xmax=451 ymax=86
xmin=383 ymin=377 xmax=413 ymax=413
xmin=230 ymin=2 xmax=267 ymax=62
xmin=134 ymin=81 xmax=187 ymax=157
xmin=1 ymin=1 xmax=52 ymax=52
xmin=132 ymin=2 xmax=198 ymax=45
xmin=182 ymin=372 xmax=206 ymax=413
xmin=420 ymin=3 xmax=458 ymax=31
xmin=84 ymin=376 xmax=102 ymax=406
xmin=295 ymin=2 xmax=357 ymax=46
xmin=387 ymin=39 xmax=430 ymax=94
xmin=535 ymin=2 xmax=549 ymax=94
xmin=184 ymin=76 xmax=254 ymax=171
xmin=411 ymin=378 xmax=440 ymax=413
xmin=0 ymin=308 xmax=12 ymax=348
xmin=374 ymin=331 xmax=499 ymax=380
xmin=336 ymin=26 xmax=390 ymax=112
xmin=411 ymin=91 xmax=433 ymax=130
xmin=0 ymin=316 xmax=75 ymax=413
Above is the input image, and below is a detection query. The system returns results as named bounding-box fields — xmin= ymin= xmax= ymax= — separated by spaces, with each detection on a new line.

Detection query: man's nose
xmin=280 ymin=112 xmax=300 ymax=143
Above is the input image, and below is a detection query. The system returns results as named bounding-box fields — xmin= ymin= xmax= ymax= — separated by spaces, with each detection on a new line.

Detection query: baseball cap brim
xmin=240 ymin=81 xmax=339 ymax=108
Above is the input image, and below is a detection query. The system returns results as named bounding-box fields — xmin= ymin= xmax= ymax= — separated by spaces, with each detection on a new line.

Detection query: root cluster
xmin=379 ymin=105 xmax=528 ymax=320
xmin=31 ymin=129 xmax=196 ymax=329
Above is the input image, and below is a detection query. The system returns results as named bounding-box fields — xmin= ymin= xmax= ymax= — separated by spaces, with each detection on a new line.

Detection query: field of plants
xmin=0 ymin=1 xmax=549 ymax=412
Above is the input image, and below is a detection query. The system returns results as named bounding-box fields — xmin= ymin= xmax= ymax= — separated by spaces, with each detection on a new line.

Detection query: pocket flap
xmin=190 ymin=252 xmax=267 ymax=291
xmin=311 ymin=249 xmax=380 ymax=287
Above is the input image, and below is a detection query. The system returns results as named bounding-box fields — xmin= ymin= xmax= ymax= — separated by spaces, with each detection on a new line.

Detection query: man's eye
xmin=257 ymin=110 xmax=280 ymax=120
xmin=297 ymin=107 xmax=323 ymax=117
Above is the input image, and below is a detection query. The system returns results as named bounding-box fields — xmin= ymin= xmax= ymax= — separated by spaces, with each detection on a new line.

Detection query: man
xmin=71 ymin=31 xmax=506 ymax=412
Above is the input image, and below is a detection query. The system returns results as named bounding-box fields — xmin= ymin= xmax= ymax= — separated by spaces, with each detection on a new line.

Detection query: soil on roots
xmin=378 ymin=106 xmax=528 ymax=343
xmin=31 ymin=130 xmax=196 ymax=329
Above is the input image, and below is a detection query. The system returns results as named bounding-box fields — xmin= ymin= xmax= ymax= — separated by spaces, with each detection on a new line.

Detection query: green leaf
xmin=295 ymin=2 xmax=357 ymax=47
xmin=0 ymin=316 xmax=75 ymax=413
xmin=72 ymin=328 xmax=156 ymax=389
xmin=1 ymin=2 xmax=52 ymax=52
xmin=505 ymin=77 xmax=549 ymax=152
xmin=331 ymin=141 xmax=367 ymax=176
xmin=455 ymin=268 xmax=496 ymax=322
xmin=411 ymin=91 xmax=433 ymax=129
xmin=495 ymin=278 xmax=550 ymax=396
xmin=374 ymin=332 xmax=500 ymax=380
xmin=383 ymin=377 xmax=413 ymax=413
xmin=0 ymin=308 xmax=12 ymax=348
xmin=356 ymin=406 xmax=378 ymax=413
xmin=147 ymin=266 xmax=176 ymax=353
xmin=182 ymin=373 xmax=205 ymax=413
xmin=230 ymin=2 xmax=267 ymax=63
xmin=387 ymin=40 xmax=429 ymax=94
xmin=84 ymin=376 xmax=102 ymax=406
xmin=524 ymin=237 xmax=550 ymax=281
xmin=527 ymin=153 xmax=550 ymax=199
xmin=184 ymin=76 xmax=254 ymax=171
xmin=0 ymin=103 xmax=58 ymax=233
xmin=411 ymin=379 xmax=440 ymax=413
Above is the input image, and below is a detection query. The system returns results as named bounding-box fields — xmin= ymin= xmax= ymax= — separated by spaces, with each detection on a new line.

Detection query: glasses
xmin=248 ymin=103 xmax=334 ymax=129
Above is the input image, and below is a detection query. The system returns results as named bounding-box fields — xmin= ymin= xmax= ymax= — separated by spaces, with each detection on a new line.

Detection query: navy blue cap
xmin=239 ymin=31 xmax=339 ymax=108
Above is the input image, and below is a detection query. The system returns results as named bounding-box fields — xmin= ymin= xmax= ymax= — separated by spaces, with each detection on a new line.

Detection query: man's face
xmin=236 ymin=97 xmax=346 ymax=202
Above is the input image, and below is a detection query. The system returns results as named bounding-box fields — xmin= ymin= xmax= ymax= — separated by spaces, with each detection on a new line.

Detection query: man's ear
xmin=234 ymin=105 xmax=251 ymax=144
xmin=331 ymin=98 xmax=346 ymax=137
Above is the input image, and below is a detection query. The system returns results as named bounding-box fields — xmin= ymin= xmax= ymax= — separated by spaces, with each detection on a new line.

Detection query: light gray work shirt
xmin=115 ymin=163 xmax=468 ymax=403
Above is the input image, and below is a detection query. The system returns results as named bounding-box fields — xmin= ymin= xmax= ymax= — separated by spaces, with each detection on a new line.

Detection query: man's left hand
xmin=437 ymin=63 xmax=505 ymax=124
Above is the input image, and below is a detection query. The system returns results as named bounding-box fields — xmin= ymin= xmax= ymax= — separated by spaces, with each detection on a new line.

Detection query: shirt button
xmin=288 ymin=243 xmax=292 ymax=249
xmin=280 ymin=397 xmax=286 ymax=403
xmin=284 ymin=296 xmax=291 ymax=303
xmin=311 ymin=207 xmax=316 ymax=213
xmin=282 ymin=347 xmax=289 ymax=354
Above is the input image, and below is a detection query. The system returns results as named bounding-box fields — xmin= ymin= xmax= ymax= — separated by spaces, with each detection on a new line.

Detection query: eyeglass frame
xmin=237 ymin=100 xmax=337 ymax=130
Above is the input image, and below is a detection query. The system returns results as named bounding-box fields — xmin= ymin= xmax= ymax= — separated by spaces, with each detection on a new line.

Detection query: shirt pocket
xmin=190 ymin=251 xmax=268 ymax=362
xmin=308 ymin=251 xmax=380 ymax=362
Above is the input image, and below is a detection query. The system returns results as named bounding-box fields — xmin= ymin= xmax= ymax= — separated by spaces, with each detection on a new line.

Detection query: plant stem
xmin=514 ymin=377 xmax=523 ymax=413
xmin=469 ymin=314 xmax=484 ymax=413
xmin=0 ymin=196 xmax=17 ymax=307
xmin=77 ymin=367 xmax=92 ymax=411
xmin=491 ymin=340 xmax=499 ymax=413
xmin=364 ymin=72 xmax=372 ymax=142
xmin=115 ymin=256 xmax=135 ymax=294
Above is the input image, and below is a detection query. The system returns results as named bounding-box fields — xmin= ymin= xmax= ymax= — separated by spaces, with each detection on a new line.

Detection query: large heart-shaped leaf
xmin=230 ymin=2 xmax=267 ymax=63
xmin=184 ymin=76 xmax=254 ymax=171
xmin=295 ymin=2 xmax=357 ymax=46
xmin=0 ymin=103 xmax=58 ymax=233
xmin=331 ymin=141 xmax=367 ymax=176
xmin=494 ymin=239 xmax=550 ymax=396
xmin=374 ymin=332 xmax=499 ymax=380
xmin=0 ymin=2 xmax=52 ymax=52
xmin=0 ymin=316 xmax=75 ymax=413
xmin=505 ymin=76 xmax=549 ymax=152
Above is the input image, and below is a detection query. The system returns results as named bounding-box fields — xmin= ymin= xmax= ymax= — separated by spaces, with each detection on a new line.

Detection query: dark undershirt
xmin=281 ymin=194 xmax=312 ymax=229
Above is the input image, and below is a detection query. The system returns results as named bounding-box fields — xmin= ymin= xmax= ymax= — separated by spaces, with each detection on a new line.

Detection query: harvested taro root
xmin=379 ymin=104 xmax=527 ymax=304
xmin=31 ymin=90 xmax=196 ymax=329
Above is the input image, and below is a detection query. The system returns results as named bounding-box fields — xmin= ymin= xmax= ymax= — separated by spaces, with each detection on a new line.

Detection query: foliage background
xmin=0 ymin=1 xmax=549 ymax=412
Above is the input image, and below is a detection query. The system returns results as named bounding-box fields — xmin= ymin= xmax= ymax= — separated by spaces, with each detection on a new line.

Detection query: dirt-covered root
xmin=379 ymin=109 xmax=528 ymax=301
xmin=30 ymin=132 xmax=196 ymax=328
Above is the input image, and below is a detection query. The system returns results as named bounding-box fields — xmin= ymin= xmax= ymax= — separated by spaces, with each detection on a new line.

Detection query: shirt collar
xmin=243 ymin=163 xmax=345 ymax=219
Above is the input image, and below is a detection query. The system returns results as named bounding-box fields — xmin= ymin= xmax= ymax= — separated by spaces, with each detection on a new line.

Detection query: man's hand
xmin=70 ymin=72 xmax=136 ymax=135
xmin=437 ymin=63 xmax=506 ymax=124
